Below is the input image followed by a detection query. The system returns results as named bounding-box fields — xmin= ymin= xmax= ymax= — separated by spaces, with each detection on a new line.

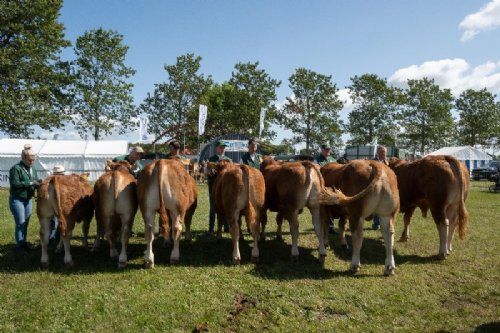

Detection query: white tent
xmin=427 ymin=146 xmax=492 ymax=173
xmin=0 ymin=139 xmax=128 ymax=187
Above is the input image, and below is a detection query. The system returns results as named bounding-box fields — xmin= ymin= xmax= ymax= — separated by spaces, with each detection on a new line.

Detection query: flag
xmin=372 ymin=137 xmax=378 ymax=158
xmin=259 ymin=108 xmax=266 ymax=138
xmin=198 ymin=104 xmax=208 ymax=135
xmin=139 ymin=116 xmax=148 ymax=141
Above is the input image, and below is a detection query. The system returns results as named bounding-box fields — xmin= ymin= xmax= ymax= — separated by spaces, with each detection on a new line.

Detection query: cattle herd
xmin=35 ymin=155 xmax=469 ymax=276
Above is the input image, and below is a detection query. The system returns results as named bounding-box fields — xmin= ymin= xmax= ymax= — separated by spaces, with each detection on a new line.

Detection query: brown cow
xmin=138 ymin=159 xmax=197 ymax=268
xmin=93 ymin=160 xmax=138 ymax=268
xmin=319 ymin=160 xmax=400 ymax=275
xmin=260 ymin=157 xmax=331 ymax=261
xmin=388 ymin=155 xmax=469 ymax=259
xmin=210 ymin=161 xmax=265 ymax=264
xmin=37 ymin=174 xmax=94 ymax=267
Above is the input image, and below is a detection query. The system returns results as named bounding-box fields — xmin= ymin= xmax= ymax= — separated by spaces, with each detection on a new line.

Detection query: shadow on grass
xmin=475 ymin=321 xmax=500 ymax=333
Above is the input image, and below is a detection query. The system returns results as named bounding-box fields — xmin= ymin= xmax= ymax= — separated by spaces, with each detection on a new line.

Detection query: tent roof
xmin=0 ymin=139 xmax=128 ymax=157
xmin=427 ymin=146 xmax=492 ymax=160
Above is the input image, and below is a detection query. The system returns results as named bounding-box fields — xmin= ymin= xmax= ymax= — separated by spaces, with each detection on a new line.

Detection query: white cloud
xmin=459 ymin=0 xmax=500 ymax=41
xmin=388 ymin=58 xmax=500 ymax=95
xmin=336 ymin=88 xmax=353 ymax=109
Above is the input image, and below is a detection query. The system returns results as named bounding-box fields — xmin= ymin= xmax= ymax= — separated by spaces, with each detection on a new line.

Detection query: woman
xmin=9 ymin=144 xmax=40 ymax=254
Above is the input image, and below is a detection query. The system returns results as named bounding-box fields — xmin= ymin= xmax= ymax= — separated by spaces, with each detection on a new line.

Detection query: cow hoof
xmin=232 ymin=258 xmax=241 ymax=265
xmin=398 ymin=236 xmax=409 ymax=242
xmin=40 ymin=261 xmax=49 ymax=269
xmin=383 ymin=266 xmax=395 ymax=276
xmin=349 ymin=265 xmax=360 ymax=274
xmin=437 ymin=253 xmax=447 ymax=261
xmin=319 ymin=254 xmax=326 ymax=265
xmin=144 ymin=260 xmax=154 ymax=269
xmin=170 ymin=258 xmax=179 ymax=265
xmin=65 ymin=260 xmax=74 ymax=268
xmin=251 ymin=256 xmax=259 ymax=264
xmin=118 ymin=261 xmax=127 ymax=269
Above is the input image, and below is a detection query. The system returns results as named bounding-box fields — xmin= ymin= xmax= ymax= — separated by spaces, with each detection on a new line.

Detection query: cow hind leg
xmin=276 ymin=213 xmax=284 ymax=241
xmin=310 ymin=207 xmax=327 ymax=264
xmin=399 ymin=208 xmax=415 ymax=242
xmin=143 ymin=212 xmax=155 ymax=268
xmin=39 ymin=217 xmax=51 ymax=267
xmin=81 ymin=218 xmax=91 ymax=249
xmin=229 ymin=211 xmax=241 ymax=265
xmin=339 ymin=216 xmax=349 ymax=250
xmin=118 ymin=213 xmax=132 ymax=268
xmin=349 ymin=218 xmax=364 ymax=273
xmin=259 ymin=210 xmax=267 ymax=241
xmin=105 ymin=215 xmax=119 ymax=260
xmin=170 ymin=211 xmax=184 ymax=264
xmin=380 ymin=215 xmax=396 ymax=276
xmin=289 ymin=212 xmax=300 ymax=258
xmin=446 ymin=204 xmax=459 ymax=255
xmin=250 ymin=207 xmax=261 ymax=263
xmin=62 ymin=230 xmax=74 ymax=267
xmin=431 ymin=207 xmax=449 ymax=260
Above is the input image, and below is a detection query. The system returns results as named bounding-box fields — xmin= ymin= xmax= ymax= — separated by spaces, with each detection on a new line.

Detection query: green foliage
xmin=456 ymin=89 xmax=500 ymax=147
xmin=0 ymin=0 xmax=72 ymax=137
xmin=277 ymin=68 xmax=344 ymax=154
xmin=259 ymin=139 xmax=294 ymax=155
xmin=400 ymin=78 xmax=455 ymax=154
xmin=140 ymin=53 xmax=212 ymax=145
xmin=346 ymin=74 xmax=402 ymax=146
xmin=71 ymin=28 xmax=137 ymax=140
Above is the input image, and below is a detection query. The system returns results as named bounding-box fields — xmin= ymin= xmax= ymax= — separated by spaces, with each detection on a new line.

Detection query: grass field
xmin=0 ymin=182 xmax=499 ymax=332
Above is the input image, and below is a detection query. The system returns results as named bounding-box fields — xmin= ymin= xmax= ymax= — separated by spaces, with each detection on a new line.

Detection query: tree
xmin=140 ymin=53 xmax=212 ymax=146
xmin=400 ymin=78 xmax=454 ymax=154
xmin=456 ymin=89 xmax=500 ymax=147
xmin=228 ymin=61 xmax=281 ymax=139
xmin=0 ymin=0 xmax=72 ymax=137
xmin=277 ymin=68 xmax=344 ymax=154
xmin=72 ymin=28 xmax=136 ymax=140
xmin=346 ymin=74 xmax=402 ymax=145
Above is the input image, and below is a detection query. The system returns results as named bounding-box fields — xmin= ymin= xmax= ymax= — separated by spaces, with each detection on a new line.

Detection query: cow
xmin=209 ymin=161 xmax=265 ymax=264
xmin=93 ymin=160 xmax=138 ymax=268
xmin=319 ymin=160 xmax=400 ymax=276
xmin=259 ymin=157 xmax=331 ymax=262
xmin=138 ymin=159 xmax=198 ymax=268
xmin=388 ymin=156 xmax=469 ymax=259
xmin=37 ymin=174 xmax=94 ymax=267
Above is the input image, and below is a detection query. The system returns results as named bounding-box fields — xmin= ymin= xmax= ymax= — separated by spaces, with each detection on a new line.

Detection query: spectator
xmin=315 ymin=143 xmax=335 ymax=166
xmin=113 ymin=146 xmax=145 ymax=178
xmin=239 ymin=138 xmax=262 ymax=169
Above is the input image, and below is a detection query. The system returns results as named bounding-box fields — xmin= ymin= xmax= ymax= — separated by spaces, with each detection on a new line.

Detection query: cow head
xmin=388 ymin=157 xmax=406 ymax=169
xmin=207 ymin=160 xmax=232 ymax=177
xmin=260 ymin=156 xmax=277 ymax=172
xmin=80 ymin=172 xmax=90 ymax=180
xmin=105 ymin=160 xmax=132 ymax=172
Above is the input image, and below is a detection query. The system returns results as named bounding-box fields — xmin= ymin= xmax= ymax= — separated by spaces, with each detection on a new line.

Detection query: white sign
xmin=223 ymin=140 xmax=248 ymax=152
xmin=259 ymin=108 xmax=266 ymax=138
xmin=0 ymin=170 xmax=9 ymax=187
xmin=198 ymin=104 xmax=208 ymax=135
xmin=139 ymin=116 xmax=149 ymax=141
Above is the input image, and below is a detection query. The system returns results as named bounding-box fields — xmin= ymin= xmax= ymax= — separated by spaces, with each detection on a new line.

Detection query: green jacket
xmin=112 ymin=155 xmax=143 ymax=179
xmin=240 ymin=152 xmax=262 ymax=169
xmin=207 ymin=154 xmax=232 ymax=186
xmin=315 ymin=154 xmax=335 ymax=166
xmin=9 ymin=162 xmax=37 ymax=200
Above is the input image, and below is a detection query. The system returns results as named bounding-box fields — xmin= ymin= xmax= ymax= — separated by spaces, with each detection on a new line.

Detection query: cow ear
xmin=207 ymin=162 xmax=217 ymax=169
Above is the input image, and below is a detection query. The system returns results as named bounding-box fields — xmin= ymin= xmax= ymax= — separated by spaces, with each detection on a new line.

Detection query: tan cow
xmin=319 ymin=160 xmax=400 ymax=275
xmin=210 ymin=161 xmax=265 ymax=264
xmin=260 ymin=157 xmax=330 ymax=262
xmin=388 ymin=156 xmax=469 ymax=259
xmin=93 ymin=160 xmax=138 ymax=268
xmin=138 ymin=159 xmax=197 ymax=268
xmin=37 ymin=174 xmax=94 ymax=267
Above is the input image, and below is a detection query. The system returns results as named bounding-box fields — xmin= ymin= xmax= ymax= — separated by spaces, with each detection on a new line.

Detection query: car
xmin=472 ymin=160 xmax=500 ymax=181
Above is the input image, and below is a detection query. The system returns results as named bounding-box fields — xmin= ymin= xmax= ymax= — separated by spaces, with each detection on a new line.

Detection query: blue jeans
xmin=372 ymin=215 xmax=381 ymax=229
xmin=9 ymin=196 xmax=32 ymax=246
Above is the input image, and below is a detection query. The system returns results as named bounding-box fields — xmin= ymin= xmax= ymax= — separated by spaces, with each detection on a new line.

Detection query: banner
xmin=139 ymin=116 xmax=149 ymax=141
xmin=259 ymin=108 xmax=266 ymax=138
xmin=372 ymin=137 xmax=378 ymax=158
xmin=198 ymin=104 xmax=208 ymax=135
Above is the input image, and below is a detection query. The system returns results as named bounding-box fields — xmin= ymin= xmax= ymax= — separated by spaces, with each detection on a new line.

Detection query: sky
xmin=13 ymin=0 xmax=500 ymax=143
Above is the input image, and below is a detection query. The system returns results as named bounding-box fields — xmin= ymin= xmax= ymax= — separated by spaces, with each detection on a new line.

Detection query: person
xmin=372 ymin=145 xmax=389 ymax=230
xmin=239 ymin=138 xmax=262 ymax=169
xmin=207 ymin=140 xmax=232 ymax=234
xmin=166 ymin=140 xmax=182 ymax=159
xmin=315 ymin=143 xmax=336 ymax=166
xmin=48 ymin=165 xmax=65 ymax=246
xmin=9 ymin=144 xmax=41 ymax=254
xmin=113 ymin=146 xmax=145 ymax=178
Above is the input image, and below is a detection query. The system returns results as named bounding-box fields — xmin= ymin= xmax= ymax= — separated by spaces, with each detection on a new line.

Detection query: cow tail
xmin=240 ymin=164 xmax=252 ymax=221
xmin=157 ymin=161 xmax=169 ymax=239
xmin=53 ymin=176 xmax=67 ymax=237
xmin=318 ymin=162 xmax=383 ymax=206
xmin=445 ymin=156 xmax=468 ymax=239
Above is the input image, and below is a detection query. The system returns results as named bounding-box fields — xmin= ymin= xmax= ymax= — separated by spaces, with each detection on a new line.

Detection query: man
xmin=113 ymin=146 xmax=146 ymax=179
xmin=315 ymin=143 xmax=336 ymax=166
xmin=372 ymin=145 xmax=388 ymax=230
xmin=166 ymin=140 xmax=182 ymax=159
xmin=239 ymin=138 xmax=262 ymax=169
xmin=207 ymin=140 xmax=232 ymax=234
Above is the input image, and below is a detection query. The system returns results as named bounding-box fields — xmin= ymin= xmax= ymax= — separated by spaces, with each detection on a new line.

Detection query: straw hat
xmin=52 ymin=164 xmax=65 ymax=175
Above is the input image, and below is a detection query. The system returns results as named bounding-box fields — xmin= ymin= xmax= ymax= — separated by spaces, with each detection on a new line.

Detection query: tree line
xmin=1 ymin=0 xmax=499 ymax=155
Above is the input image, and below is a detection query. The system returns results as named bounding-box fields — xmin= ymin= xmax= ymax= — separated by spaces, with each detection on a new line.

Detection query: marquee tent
xmin=0 ymin=139 xmax=128 ymax=187
xmin=427 ymin=146 xmax=492 ymax=173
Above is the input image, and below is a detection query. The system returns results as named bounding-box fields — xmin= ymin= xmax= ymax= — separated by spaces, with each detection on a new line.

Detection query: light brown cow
xmin=210 ymin=161 xmax=265 ymax=264
xmin=319 ymin=160 xmax=400 ymax=275
xmin=93 ymin=160 xmax=138 ymax=268
xmin=138 ymin=159 xmax=197 ymax=268
xmin=37 ymin=174 xmax=94 ymax=267
xmin=388 ymin=155 xmax=469 ymax=259
xmin=260 ymin=157 xmax=330 ymax=261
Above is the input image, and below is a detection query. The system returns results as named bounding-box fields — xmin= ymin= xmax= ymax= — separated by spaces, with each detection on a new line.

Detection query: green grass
xmin=0 ymin=182 xmax=499 ymax=332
